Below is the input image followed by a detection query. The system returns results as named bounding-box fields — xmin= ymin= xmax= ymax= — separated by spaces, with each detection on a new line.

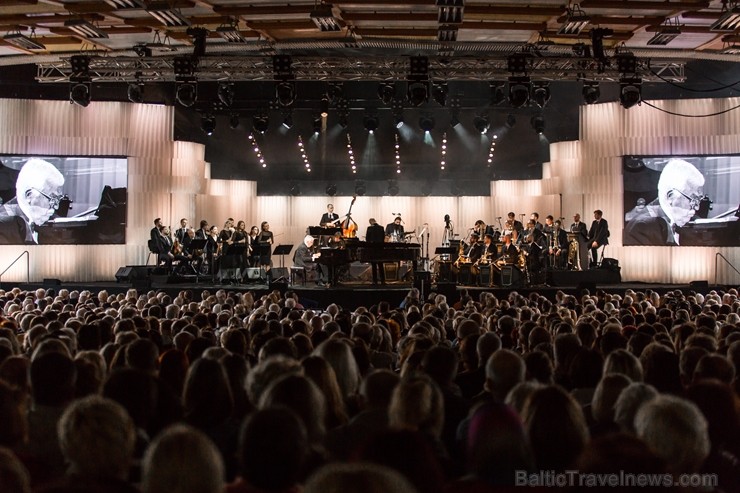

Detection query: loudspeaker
xmin=270 ymin=267 xmax=289 ymax=281
xmin=244 ymin=267 xmax=263 ymax=281
xmin=115 ymin=267 xmax=133 ymax=282
xmin=689 ymin=280 xmax=709 ymax=290
xmin=600 ymin=258 xmax=620 ymax=270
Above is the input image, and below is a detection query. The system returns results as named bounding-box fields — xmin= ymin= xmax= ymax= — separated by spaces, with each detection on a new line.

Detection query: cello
xmin=341 ymin=195 xmax=358 ymax=238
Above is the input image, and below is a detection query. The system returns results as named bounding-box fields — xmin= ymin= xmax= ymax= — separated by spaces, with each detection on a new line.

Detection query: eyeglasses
xmin=669 ymin=188 xmax=701 ymax=210
xmin=31 ymin=188 xmax=62 ymax=210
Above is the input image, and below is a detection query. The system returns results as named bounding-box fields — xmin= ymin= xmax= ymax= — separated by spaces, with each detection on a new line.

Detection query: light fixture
xmin=187 ymin=27 xmax=208 ymax=58
xmin=486 ymin=135 xmax=497 ymax=168
xmin=175 ymin=82 xmax=197 ymax=107
xmin=490 ymin=82 xmax=506 ymax=105
xmin=275 ymin=81 xmax=296 ymax=107
xmin=619 ymin=78 xmax=642 ymax=109
xmin=253 ymin=113 xmax=269 ymax=133
xmin=582 ymin=81 xmax=600 ymax=104
xmin=146 ymin=1 xmax=191 ymax=27
xmin=201 ymin=114 xmax=216 ymax=136
xmin=347 ymin=134 xmax=357 ymax=174
xmin=438 ymin=25 xmax=458 ymax=42
xmin=721 ymin=41 xmax=740 ymax=54
xmin=64 ymin=19 xmax=109 ymax=39
xmin=378 ymin=82 xmax=395 ymax=105
xmin=337 ymin=98 xmax=349 ymax=128
xmin=591 ymin=28 xmax=613 ymax=61
xmin=229 ymin=113 xmax=240 ymax=129
xmin=407 ymin=82 xmax=428 ymax=107
xmin=217 ymin=82 xmax=234 ymax=107
xmin=354 ymin=181 xmax=366 ymax=195
xmin=313 ymin=114 xmax=323 ymax=134
xmin=272 ymin=54 xmax=293 ymax=79
xmin=449 ymin=96 xmax=461 ymax=128
xmin=363 ymin=113 xmax=379 ymax=133
xmin=557 ymin=5 xmax=590 ymax=35
xmin=432 ymin=82 xmax=448 ymax=106
xmin=282 ymin=110 xmax=294 ymax=129
xmin=249 ymin=133 xmax=267 ymax=168
xmin=105 ymin=0 xmax=145 ymax=8
xmin=530 ymin=115 xmax=545 ymax=135
xmin=311 ymin=4 xmax=342 ymax=32
xmin=298 ymin=136 xmax=311 ymax=173
xmin=392 ymin=99 xmax=405 ymax=128
xmin=505 ymin=114 xmax=516 ymax=128
xmin=711 ymin=4 xmax=740 ymax=32
xmin=473 ymin=114 xmax=489 ymax=134
xmin=394 ymin=133 xmax=401 ymax=174
xmin=616 ymin=53 xmax=638 ymax=75
xmin=647 ymin=19 xmax=682 ymax=46
xmin=70 ymin=82 xmax=91 ymax=107
xmin=325 ymin=184 xmax=337 ymax=196
xmin=436 ymin=0 xmax=464 ymax=24
xmin=127 ymin=82 xmax=144 ymax=103
xmin=327 ymin=82 xmax=344 ymax=104
xmin=508 ymin=77 xmax=530 ymax=108
xmin=216 ymin=24 xmax=247 ymax=43
xmin=507 ymin=54 xmax=528 ymax=74
xmin=320 ymin=95 xmax=330 ymax=118
xmin=290 ymin=184 xmax=301 ymax=196
xmin=440 ymin=132 xmax=447 ymax=170
xmin=531 ymin=82 xmax=551 ymax=108
xmin=3 ymin=32 xmax=45 ymax=51
xmin=407 ymin=56 xmax=429 ymax=107
xmin=419 ymin=115 xmax=435 ymax=133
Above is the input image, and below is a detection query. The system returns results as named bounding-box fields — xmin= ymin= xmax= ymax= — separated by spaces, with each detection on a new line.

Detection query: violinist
xmin=174 ymin=218 xmax=189 ymax=243
xmin=385 ymin=216 xmax=404 ymax=242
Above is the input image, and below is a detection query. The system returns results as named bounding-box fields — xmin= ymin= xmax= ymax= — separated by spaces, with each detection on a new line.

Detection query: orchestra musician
xmin=543 ymin=215 xmax=555 ymax=238
xmin=505 ymin=212 xmax=524 ymax=235
xmin=385 ymin=216 xmax=405 ymax=243
xmin=293 ymin=235 xmax=326 ymax=286
xmin=548 ymin=220 xmax=568 ymax=270
xmin=366 ymin=218 xmax=386 ymax=284
xmin=479 ymin=233 xmax=495 ymax=262
xmin=158 ymin=225 xmax=175 ymax=269
xmin=327 ymin=231 xmax=346 ymax=249
xmin=498 ymin=234 xmax=519 ymax=265
xmin=587 ymin=210 xmax=610 ymax=267
xmin=219 ymin=218 xmax=235 ymax=252
xmin=258 ymin=221 xmax=274 ymax=273
xmin=530 ymin=212 xmax=543 ymax=232
xmin=320 ymin=204 xmax=340 ymax=228
xmin=174 ymin=218 xmax=189 ymax=244
xmin=205 ymin=225 xmax=220 ymax=276
xmin=248 ymin=225 xmax=260 ymax=266
xmin=195 ymin=220 xmax=209 ymax=240
xmin=473 ymin=219 xmax=494 ymax=238
xmin=570 ymin=213 xmax=589 ymax=271
xmin=179 ymin=227 xmax=202 ymax=274
xmin=467 ymin=232 xmax=482 ymax=264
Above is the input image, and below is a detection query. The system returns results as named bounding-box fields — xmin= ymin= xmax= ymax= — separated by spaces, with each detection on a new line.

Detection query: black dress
xmin=258 ymin=230 xmax=273 ymax=265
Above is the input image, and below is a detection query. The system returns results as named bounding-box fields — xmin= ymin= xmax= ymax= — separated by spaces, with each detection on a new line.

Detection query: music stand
xmin=273 ymin=244 xmax=294 ymax=269
xmin=434 ymin=247 xmax=457 ymax=256
xmin=188 ymin=239 xmax=207 ymax=251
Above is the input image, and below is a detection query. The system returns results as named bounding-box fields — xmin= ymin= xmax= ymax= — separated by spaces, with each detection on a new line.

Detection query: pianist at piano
xmin=293 ymin=234 xmax=326 ymax=286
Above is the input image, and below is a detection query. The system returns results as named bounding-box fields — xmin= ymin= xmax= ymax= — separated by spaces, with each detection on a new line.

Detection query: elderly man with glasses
xmin=624 ymin=158 xmax=705 ymax=246
xmin=0 ymin=158 xmax=65 ymax=244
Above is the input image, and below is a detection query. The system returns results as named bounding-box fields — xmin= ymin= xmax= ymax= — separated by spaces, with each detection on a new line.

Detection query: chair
xmin=146 ymin=239 xmax=158 ymax=266
xmin=290 ymin=266 xmax=306 ymax=286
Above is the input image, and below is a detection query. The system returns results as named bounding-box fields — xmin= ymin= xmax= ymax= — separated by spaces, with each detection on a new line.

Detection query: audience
xmin=0 ymin=284 xmax=736 ymax=492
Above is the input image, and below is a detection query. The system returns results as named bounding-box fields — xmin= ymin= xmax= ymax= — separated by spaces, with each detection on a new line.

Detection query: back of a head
xmin=421 ymin=346 xmax=458 ymax=387
xmin=388 ymin=374 xmax=444 ymax=439
xmin=182 ymin=357 xmax=233 ymax=427
xmin=603 ymin=349 xmax=643 ymax=382
xmin=142 ymin=424 xmax=224 ymax=493
xmin=30 ymin=351 xmax=76 ymax=406
xmin=58 ymin=395 xmax=135 ymax=481
xmin=476 ymin=332 xmax=501 ymax=363
xmin=576 ymin=433 xmax=667 ymax=487
xmin=125 ymin=338 xmax=159 ymax=373
xmin=103 ymin=368 xmax=158 ymax=430
xmin=693 ymin=354 xmax=735 ymax=385
xmin=258 ymin=374 xmax=326 ymax=443
xmin=634 ymin=394 xmax=710 ymax=474
xmin=591 ymin=374 xmax=631 ymax=424
xmin=360 ymin=369 xmax=400 ymax=410
xmin=485 ymin=349 xmax=525 ymax=401
xmin=613 ymin=382 xmax=658 ymax=433
xmin=0 ymin=446 xmax=30 ymax=493
xmin=238 ymin=408 xmax=308 ymax=492
xmin=305 ymin=462 xmax=418 ymax=493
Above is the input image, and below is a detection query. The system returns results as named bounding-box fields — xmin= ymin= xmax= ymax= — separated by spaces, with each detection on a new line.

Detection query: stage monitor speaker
xmin=689 ymin=280 xmax=709 ymax=290
xmin=115 ymin=267 xmax=133 ymax=282
xmin=244 ymin=267 xmax=263 ymax=281
xmin=576 ymin=282 xmax=597 ymax=295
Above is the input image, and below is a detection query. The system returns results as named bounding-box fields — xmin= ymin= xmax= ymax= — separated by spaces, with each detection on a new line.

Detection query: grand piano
xmin=317 ymin=241 xmax=421 ymax=283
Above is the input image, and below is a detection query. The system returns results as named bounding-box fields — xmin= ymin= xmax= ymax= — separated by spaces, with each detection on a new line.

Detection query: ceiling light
xmin=378 ymin=82 xmax=395 ymax=105
xmin=201 ymin=114 xmax=216 ymax=136
xmin=337 ymin=98 xmax=349 ymax=128
xmin=436 ymin=0 xmax=464 ymax=24
xmin=325 ymin=184 xmax=337 ymax=196
xmin=313 ymin=114 xmax=323 ymax=134
xmin=216 ymin=25 xmax=247 ymax=43
xmin=721 ymin=42 xmax=740 ymax=54
xmin=407 ymin=56 xmax=429 ymax=107
xmin=619 ymin=78 xmax=641 ymax=109
xmin=432 ymin=82 xmax=448 ymax=106
xmin=363 ymin=114 xmax=379 ymax=133
xmin=507 ymin=54 xmax=528 ymax=74
xmin=531 ymin=82 xmax=551 ymax=108
xmin=558 ymin=5 xmax=590 ymax=35
xmin=311 ymin=4 xmax=342 ymax=32
xmin=282 ymin=111 xmax=294 ymax=129
xmin=146 ymin=1 xmax=190 ymax=27
xmin=647 ymin=22 xmax=681 ymax=46
xmin=217 ymin=82 xmax=234 ymax=107
xmin=438 ymin=25 xmax=458 ymax=42
xmin=253 ymin=113 xmax=269 ymax=133
xmin=175 ymin=82 xmax=197 ymax=107
xmin=530 ymin=115 xmax=545 ymax=135
xmin=582 ymin=81 xmax=600 ymax=104
xmin=70 ymin=82 xmax=91 ymax=108
xmin=508 ymin=77 xmax=530 ymax=108
xmin=105 ymin=0 xmax=145 ymax=8
xmin=473 ymin=115 xmax=489 ymax=134
xmin=64 ymin=19 xmax=109 ymax=39
xmin=616 ymin=53 xmax=638 ymax=75
xmin=127 ymin=83 xmax=143 ymax=103
xmin=275 ymin=81 xmax=296 ymax=107
xmin=407 ymin=81 xmax=428 ymax=107
xmin=3 ymin=32 xmax=45 ymax=51
xmin=320 ymin=96 xmax=330 ymax=117
xmin=711 ymin=5 xmax=740 ymax=32
xmin=419 ymin=115 xmax=435 ymax=133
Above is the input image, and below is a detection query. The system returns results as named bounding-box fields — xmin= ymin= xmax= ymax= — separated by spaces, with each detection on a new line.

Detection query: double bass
xmin=341 ymin=195 xmax=358 ymax=238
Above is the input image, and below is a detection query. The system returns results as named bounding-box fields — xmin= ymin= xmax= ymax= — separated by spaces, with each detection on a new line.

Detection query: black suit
xmin=0 ymin=214 xmax=31 ymax=244
xmin=588 ymin=218 xmax=610 ymax=266
xmin=320 ymin=212 xmax=340 ymax=227
xmin=366 ymin=223 xmax=386 ymax=283
xmin=548 ymin=228 xmax=568 ymax=269
xmin=570 ymin=221 xmax=590 ymax=270
xmin=174 ymin=227 xmax=188 ymax=243
xmin=293 ymin=242 xmax=324 ymax=282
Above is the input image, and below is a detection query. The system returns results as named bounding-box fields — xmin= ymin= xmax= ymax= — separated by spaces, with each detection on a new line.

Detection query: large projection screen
xmin=623 ymin=155 xmax=739 ymax=247
xmin=0 ymin=155 xmax=127 ymax=245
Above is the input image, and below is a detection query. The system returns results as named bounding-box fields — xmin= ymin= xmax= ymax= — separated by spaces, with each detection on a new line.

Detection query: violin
xmin=342 ymin=195 xmax=358 ymax=238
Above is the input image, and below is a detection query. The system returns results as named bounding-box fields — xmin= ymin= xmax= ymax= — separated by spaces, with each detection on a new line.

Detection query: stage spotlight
xmin=473 ymin=115 xmax=490 ymax=134
xmin=289 ymin=184 xmax=301 ymax=196
xmin=450 ymin=111 xmax=460 ymax=128
xmin=70 ymin=82 xmax=91 ymax=107
xmin=407 ymin=81 xmax=428 ymax=107
xmin=432 ymin=82 xmax=448 ymax=106
xmin=325 ymin=184 xmax=337 ymax=196
xmin=175 ymin=82 xmax=197 ymax=107
xmin=313 ymin=114 xmax=322 ymax=134
xmin=582 ymin=81 xmax=600 ymax=105
xmin=419 ymin=115 xmax=435 ymax=133
xmin=378 ymin=82 xmax=395 ymax=105
xmin=505 ymin=114 xmax=516 ymax=128
xmin=320 ymin=95 xmax=330 ymax=118
xmin=201 ymin=114 xmax=216 ymax=136
xmin=127 ymin=82 xmax=143 ymax=103
xmin=252 ymin=114 xmax=269 ymax=133
xmin=387 ymin=180 xmax=399 ymax=196
xmin=530 ymin=115 xmax=545 ymax=135
xmin=282 ymin=111 xmax=294 ymax=129
xmin=229 ymin=113 xmax=240 ymax=129
xmin=531 ymin=83 xmax=551 ymax=108
xmin=620 ymin=78 xmax=642 ymax=109
xmin=508 ymin=78 xmax=530 ymax=108
xmin=363 ymin=114 xmax=379 ymax=133
xmin=490 ymin=82 xmax=506 ymax=105
xmin=217 ymin=82 xmax=234 ymax=107
xmin=275 ymin=81 xmax=296 ymax=107
xmin=354 ymin=181 xmax=366 ymax=196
